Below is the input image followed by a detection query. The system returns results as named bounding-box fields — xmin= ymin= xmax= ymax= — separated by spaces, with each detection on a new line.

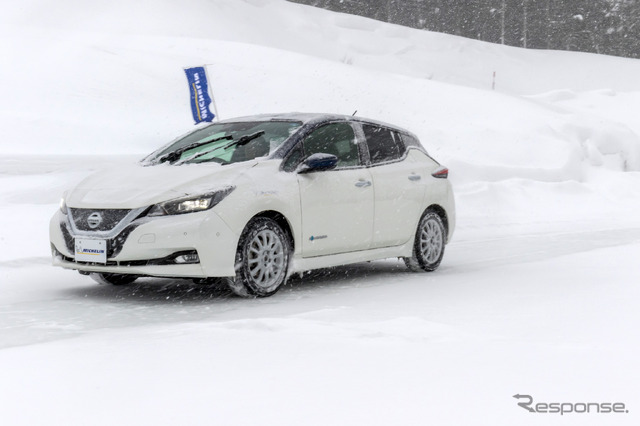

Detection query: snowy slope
xmin=1 ymin=0 xmax=640 ymax=425
xmin=2 ymin=0 xmax=640 ymax=171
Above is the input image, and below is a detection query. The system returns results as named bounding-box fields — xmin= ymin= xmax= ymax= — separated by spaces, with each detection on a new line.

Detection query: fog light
xmin=174 ymin=252 xmax=199 ymax=264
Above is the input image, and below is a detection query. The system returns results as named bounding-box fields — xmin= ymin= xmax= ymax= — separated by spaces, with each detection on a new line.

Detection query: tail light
xmin=431 ymin=167 xmax=449 ymax=179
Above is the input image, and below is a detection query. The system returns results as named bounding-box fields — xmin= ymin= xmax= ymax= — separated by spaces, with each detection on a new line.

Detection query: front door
xmin=296 ymin=122 xmax=374 ymax=257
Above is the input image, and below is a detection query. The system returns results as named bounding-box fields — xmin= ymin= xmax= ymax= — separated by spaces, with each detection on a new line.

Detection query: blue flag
xmin=184 ymin=66 xmax=215 ymax=124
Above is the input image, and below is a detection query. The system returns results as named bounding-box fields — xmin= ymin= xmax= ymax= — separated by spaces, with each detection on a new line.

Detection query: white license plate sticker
xmin=75 ymin=238 xmax=107 ymax=264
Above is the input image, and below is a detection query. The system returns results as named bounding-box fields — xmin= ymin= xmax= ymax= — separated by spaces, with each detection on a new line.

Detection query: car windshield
xmin=144 ymin=120 xmax=303 ymax=166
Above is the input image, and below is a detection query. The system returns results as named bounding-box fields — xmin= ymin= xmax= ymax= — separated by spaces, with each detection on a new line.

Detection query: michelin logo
xmin=193 ymin=73 xmax=208 ymax=120
xmin=77 ymin=248 xmax=105 ymax=255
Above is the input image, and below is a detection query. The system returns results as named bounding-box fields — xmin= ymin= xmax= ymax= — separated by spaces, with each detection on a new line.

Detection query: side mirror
xmin=297 ymin=153 xmax=338 ymax=174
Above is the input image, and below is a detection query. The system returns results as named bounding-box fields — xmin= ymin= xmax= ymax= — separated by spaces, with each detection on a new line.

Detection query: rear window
xmin=362 ymin=124 xmax=405 ymax=164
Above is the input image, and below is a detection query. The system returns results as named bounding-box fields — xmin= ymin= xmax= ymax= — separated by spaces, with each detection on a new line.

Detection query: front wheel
xmin=90 ymin=273 xmax=138 ymax=286
xmin=404 ymin=211 xmax=446 ymax=272
xmin=225 ymin=217 xmax=291 ymax=298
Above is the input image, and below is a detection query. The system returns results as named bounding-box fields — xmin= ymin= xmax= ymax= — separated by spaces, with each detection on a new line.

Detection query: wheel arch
xmin=247 ymin=210 xmax=295 ymax=253
xmin=425 ymin=204 xmax=449 ymax=239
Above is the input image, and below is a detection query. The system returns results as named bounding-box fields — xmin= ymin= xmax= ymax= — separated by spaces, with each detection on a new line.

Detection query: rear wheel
xmin=90 ymin=273 xmax=138 ymax=286
xmin=404 ymin=211 xmax=446 ymax=272
xmin=225 ymin=217 xmax=290 ymax=298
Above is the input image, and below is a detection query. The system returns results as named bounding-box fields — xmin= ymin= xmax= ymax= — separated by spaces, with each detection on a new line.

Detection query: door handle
xmin=408 ymin=174 xmax=421 ymax=181
xmin=355 ymin=180 xmax=372 ymax=188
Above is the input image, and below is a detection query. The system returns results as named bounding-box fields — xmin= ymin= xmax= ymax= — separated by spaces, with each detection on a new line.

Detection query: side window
xmin=282 ymin=144 xmax=304 ymax=172
xmin=401 ymin=132 xmax=422 ymax=149
xmin=363 ymin=124 xmax=405 ymax=164
xmin=303 ymin=123 xmax=360 ymax=168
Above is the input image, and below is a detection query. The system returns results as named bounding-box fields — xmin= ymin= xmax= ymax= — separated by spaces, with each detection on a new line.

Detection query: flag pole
xmin=203 ymin=65 xmax=220 ymax=121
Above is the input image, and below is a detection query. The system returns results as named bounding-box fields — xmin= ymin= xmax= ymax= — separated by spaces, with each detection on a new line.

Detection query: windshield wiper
xmin=178 ymin=130 xmax=267 ymax=165
xmin=164 ymin=130 xmax=267 ymax=166
xmin=175 ymin=144 xmax=228 ymax=165
xmin=176 ymin=130 xmax=267 ymax=165
xmin=222 ymin=130 xmax=265 ymax=151
xmin=156 ymin=134 xmax=233 ymax=164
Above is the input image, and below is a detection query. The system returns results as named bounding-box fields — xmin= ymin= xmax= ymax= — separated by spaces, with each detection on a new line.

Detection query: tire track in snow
xmin=446 ymin=226 xmax=640 ymax=271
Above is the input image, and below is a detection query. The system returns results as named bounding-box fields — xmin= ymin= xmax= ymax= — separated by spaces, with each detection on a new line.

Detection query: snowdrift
xmin=2 ymin=0 xmax=640 ymax=182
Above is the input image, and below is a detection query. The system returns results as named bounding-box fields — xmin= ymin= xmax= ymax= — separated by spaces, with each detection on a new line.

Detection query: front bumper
xmin=50 ymin=208 xmax=239 ymax=278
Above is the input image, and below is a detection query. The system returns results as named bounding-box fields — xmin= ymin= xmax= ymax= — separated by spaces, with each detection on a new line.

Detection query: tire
xmin=90 ymin=273 xmax=138 ymax=286
xmin=225 ymin=217 xmax=291 ymax=298
xmin=404 ymin=211 xmax=446 ymax=272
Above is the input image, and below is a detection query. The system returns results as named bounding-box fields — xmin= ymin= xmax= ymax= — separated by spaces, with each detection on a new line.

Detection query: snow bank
xmin=1 ymin=0 xmax=640 ymax=191
xmin=4 ymin=0 xmax=640 ymax=95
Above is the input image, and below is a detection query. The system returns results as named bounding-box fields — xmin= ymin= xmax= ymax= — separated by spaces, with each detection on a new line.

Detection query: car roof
xmin=217 ymin=112 xmax=414 ymax=135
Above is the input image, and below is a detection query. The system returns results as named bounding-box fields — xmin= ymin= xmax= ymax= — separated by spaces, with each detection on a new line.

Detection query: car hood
xmin=66 ymin=160 xmax=258 ymax=209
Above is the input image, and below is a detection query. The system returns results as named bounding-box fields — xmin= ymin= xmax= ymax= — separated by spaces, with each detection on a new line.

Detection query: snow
xmin=1 ymin=0 xmax=639 ymax=424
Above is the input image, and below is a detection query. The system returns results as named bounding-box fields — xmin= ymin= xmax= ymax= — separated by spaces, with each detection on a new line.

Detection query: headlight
xmin=147 ymin=187 xmax=235 ymax=217
xmin=59 ymin=197 xmax=68 ymax=215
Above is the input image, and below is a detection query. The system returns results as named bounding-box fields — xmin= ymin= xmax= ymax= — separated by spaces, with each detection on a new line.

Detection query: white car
xmin=50 ymin=113 xmax=455 ymax=297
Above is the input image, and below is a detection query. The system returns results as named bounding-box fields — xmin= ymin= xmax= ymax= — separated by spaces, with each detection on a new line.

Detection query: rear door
xmin=362 ymin=124 xmax=426 ymax=248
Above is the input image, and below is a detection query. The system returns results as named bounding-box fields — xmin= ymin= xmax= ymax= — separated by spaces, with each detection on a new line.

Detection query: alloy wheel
xmin=246 ymin=229 xmax=286 ymax=290
xmin=420 ymin=217 xmax=444 ymax=264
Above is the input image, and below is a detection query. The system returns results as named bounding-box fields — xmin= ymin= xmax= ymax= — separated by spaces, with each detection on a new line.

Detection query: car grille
xmin=69 ymin=208 xmax=131 ymax=232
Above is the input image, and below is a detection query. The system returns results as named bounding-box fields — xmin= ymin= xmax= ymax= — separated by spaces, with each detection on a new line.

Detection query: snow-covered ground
xmin=1 ymin=0 xmax=639 ymax=424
